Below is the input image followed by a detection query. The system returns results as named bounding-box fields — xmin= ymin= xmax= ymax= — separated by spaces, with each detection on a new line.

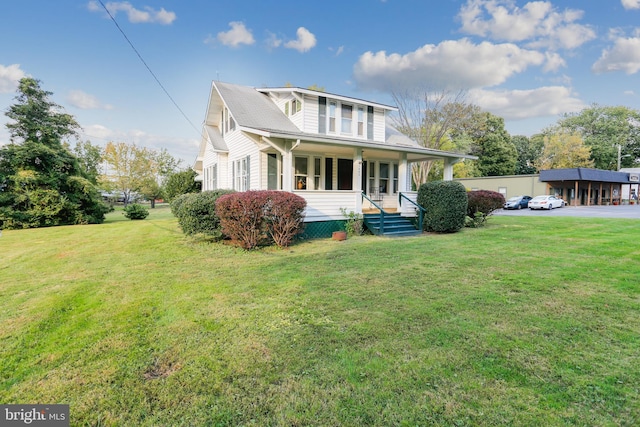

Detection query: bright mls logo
xmin=1 ymin=405 xmax=69 ymax=426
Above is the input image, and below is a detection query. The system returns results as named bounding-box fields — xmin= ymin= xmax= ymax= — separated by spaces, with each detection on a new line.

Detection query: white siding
xmin=373 ymin=108 xmax=386 ymax=142
xmin=202 ymin=144 xmax=218 ymax=191
xmin=303 ymin=94 xmax=318 ymax=133
xmin=297 ymin=191 xmax=360 ymax=222
xmin=218 ymin=153 xmax=229 ymax=189
xmin=225 ymin=130 xmax=261 ymax=190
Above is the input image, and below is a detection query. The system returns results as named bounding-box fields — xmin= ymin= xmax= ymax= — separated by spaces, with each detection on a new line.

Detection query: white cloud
xmin=621 ymin=0 xmax=640 ymax=10
xmin=284 ymin=27 xmax=317 ymax=53
xmin=542 ymin=52 xmax=566 ymax=72
xmin=214 ymin=22 xmax=255 ymax=48
xmin=67 ymin=90 xmax=114 ymax=110
xmin=0 ymin=64 xmax=26 ymax=93
xmin=87 ymin=1 xmax=176 ymax=25
xmin=353 ymin=39 xmax=545 ymax=92
xmin=592 ymin=36 xmax=640 ymax=74
xmin=469 ymin=86 xmax=585 ymax=120
xmin=458 ymin=0 xmax=595 ymax=50
xmin=265 ymin=31 xmax=283 ymax=50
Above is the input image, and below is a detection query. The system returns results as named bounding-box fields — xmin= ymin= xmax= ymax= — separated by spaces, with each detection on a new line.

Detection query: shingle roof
xmin=540 ymin=168 xmax=631 ymax=183
xmin=214 ymin=81 xmax=300 ymax=134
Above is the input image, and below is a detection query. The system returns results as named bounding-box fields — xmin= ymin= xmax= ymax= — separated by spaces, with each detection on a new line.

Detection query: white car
xmin=528 ymin=195 xmax=565 ymax=210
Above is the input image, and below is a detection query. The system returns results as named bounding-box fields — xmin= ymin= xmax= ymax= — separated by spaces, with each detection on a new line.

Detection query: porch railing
xmin=398 ymin=192 xmax=426 ymax=232
xmin=361 ymin=192 xmax=386 ymax=235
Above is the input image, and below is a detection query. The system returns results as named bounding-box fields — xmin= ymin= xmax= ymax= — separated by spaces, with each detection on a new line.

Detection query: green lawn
xmin=1 ymin=206 xmax=639 ymax=426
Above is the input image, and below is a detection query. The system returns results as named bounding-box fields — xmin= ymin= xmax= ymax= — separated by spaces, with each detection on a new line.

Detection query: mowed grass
xmin=1 ymin=205 xmax=639 ymax=426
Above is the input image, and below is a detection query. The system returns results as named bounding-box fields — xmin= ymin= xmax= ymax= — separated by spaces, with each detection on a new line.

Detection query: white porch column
xmin=398 ymin=153 xmax=409 ymax=192
xmin=443 ymin=158 xmax=454 ymax=181
xmin=282 ymin=143 xmax=293 ymax=191
xmin=354 ymin=148 xmax=363 ymax=212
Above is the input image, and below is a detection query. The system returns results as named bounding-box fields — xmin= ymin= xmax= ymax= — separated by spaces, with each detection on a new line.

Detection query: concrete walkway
xmin=494 ymin=204 xmax=640 ymax=219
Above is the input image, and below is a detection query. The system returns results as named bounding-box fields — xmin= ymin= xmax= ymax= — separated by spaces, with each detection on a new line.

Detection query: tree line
xmin=0 ymin=78 xmax=199 ymax=229
xmin=393 ymin=88 xmax=640 ymax=185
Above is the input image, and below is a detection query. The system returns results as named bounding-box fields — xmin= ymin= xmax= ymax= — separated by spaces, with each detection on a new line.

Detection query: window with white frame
xmin=314 ymin=157 xmax=321 ymax=190
xmin=295 ymin=156 xmax=308 ymax=190
xmin=379 ymin=162 xmax=389 ymax=193
xmin=357 ymin=107 xmax=364 ymax=136
xmin=341 ymin=104 xmax=353 ymax=134
xmin=211 ymin=164 xmax=218 ymax=190
xmin=234 ymin=157 xmax=249 ymax=191
xmin=329 ymin=101 xmax=337 ymax=133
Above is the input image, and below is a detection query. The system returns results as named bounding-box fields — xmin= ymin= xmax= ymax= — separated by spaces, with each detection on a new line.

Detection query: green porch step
xmin=363 ymin=212 xmax=422 ymax=237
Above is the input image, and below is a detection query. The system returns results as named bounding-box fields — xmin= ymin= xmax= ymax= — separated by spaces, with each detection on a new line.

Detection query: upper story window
xmin=357 ymin=107 xmax=364 ymax=137
xmin=329 ymin=101 xmax=337 ymax=132
xmin=341 ymin=104 xmax=352 ymax=134
xmin=285 ymin=98 xmax=301 ymax=116
xmin=222 ymin=107 xmax=235 ymax=135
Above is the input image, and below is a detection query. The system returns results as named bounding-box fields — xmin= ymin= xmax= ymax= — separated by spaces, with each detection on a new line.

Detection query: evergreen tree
xmin=0 ymin=78 xmax=108 ymax=229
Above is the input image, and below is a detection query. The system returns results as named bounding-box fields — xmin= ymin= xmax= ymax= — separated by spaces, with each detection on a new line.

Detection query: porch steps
xmin=363 ymin=212 xmax=422 ymax=237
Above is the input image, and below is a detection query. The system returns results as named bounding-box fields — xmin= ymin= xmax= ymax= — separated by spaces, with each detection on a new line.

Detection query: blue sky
xmin=1 ymin=0 xmax=640 ymax=165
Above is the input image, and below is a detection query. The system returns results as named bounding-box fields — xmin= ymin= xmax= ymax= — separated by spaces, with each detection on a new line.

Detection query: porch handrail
xmin=398 ymin=192 xmax=425 ymax=232
xmin=362 ymin=192 xmax=386 ymax=234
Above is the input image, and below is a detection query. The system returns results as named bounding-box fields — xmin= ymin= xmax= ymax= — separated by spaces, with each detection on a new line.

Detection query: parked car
xmin=528 ymin=195 xmax=565 ymax=210
xmin=504 ymin=195 xmax=532 ymax=210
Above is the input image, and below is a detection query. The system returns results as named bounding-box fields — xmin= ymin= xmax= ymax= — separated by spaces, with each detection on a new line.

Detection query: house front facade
xmin=194 ymin=81 xmax=474 ymax=236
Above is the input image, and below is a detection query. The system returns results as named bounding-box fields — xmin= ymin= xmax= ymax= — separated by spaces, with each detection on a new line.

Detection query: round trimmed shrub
xmin=417 ymin=181 xmax=468 ymax=233
xmin=123 ymin=203 xmax=149 ymax=220
xmin=173 ymin=190 xmax=235 ymax=238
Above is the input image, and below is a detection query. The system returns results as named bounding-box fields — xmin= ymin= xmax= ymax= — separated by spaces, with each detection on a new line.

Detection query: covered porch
xmin=254 ymin=130 xmax=473 ymax=221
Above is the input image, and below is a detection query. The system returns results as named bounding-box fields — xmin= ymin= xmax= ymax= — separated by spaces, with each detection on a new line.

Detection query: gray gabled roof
xmin=214 ymin=81 xmax=300 ymax=134
xmin=540 ymin=168 xmax=631 ymax=183
xmin=209 ymin=81 xmax=476 ymax=162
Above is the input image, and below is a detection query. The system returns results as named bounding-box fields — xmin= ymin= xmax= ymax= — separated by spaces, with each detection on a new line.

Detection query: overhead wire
xmin=96 ymin=0 xmax=201 ymax=137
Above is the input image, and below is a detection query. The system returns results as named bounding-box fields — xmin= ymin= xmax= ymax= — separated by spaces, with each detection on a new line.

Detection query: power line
xmin=96 ymin=0 xmax=201 ymax=136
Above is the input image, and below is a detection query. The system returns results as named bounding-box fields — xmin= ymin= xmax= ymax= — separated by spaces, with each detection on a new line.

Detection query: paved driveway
xmin=494 ymin=205 xmax=640 ymax=219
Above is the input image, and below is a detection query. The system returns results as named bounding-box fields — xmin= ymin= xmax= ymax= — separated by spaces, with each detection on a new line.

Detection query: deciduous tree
xmin=556 ymin=105 xmax=640 ymax=170
xmin=392 ymin=88 xmax=480 ymax=185
xmin=535 ymin=132 xmax=594 ymax=170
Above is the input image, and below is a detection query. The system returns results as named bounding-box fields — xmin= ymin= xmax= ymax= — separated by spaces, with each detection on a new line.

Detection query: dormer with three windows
xmin=257 ymin=87 xmax=392 ymax=143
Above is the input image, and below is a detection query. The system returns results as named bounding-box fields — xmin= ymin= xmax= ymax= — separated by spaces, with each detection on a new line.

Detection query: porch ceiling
xmin=258 ymin=135 xmax=473 ymax=163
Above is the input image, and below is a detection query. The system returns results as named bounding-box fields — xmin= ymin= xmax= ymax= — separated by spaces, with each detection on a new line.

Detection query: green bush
xmin=123 ymin=203 xmax=149 ymax=220
xmin=417 ymin=181 xmax=468 ymax=233
xmin=170 ymin=193 xmax=190 ymax=218
xmin=172 ymin=190 xmax=235 ymax=238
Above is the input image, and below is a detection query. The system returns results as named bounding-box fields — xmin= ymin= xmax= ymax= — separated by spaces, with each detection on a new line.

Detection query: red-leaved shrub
xmin=216 ymin=190 xmax=306 ymax=249
xmin=467 ymin=190 xmax=505 ymax=217
xmin=263 ymin=191 xmax=306 ymax=247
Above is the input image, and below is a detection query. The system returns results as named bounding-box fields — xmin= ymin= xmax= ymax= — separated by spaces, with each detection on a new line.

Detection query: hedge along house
xmin=193 ymin=81 xmax=476 ymax=237
xmin=540 ymin=168 xmax=640 ymax=206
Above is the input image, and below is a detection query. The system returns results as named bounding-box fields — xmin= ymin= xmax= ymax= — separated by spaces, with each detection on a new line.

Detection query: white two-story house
xmin=194 ymin=81 xmax=474 ymax=237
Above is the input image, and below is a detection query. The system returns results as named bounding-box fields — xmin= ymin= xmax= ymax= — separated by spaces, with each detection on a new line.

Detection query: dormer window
xmin=286 ymin=98 xmax=301 ymax=116
xmin=318 ymin=97 xmax=375 ymax=140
